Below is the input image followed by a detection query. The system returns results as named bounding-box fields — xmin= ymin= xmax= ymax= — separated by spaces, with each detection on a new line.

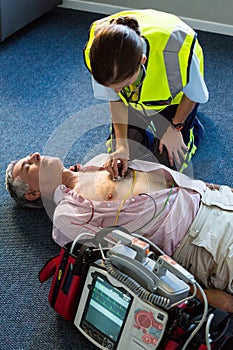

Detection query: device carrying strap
xmin=191 ymin=308 xmax=232 ymax=350
xmin=38 ymin=255 xmax=60 ymax=283
xmin=72 ymin=245 xmax=95 ymax=275
xmin=38 ymin=226 xmax=123 ymax=284
xmin=217 ymin=335 xmax=233 ymax=350
xmin=162 ymin=302 xmax=232 ymax=350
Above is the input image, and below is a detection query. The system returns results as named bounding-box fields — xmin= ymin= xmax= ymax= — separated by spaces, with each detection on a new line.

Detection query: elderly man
xmin=6 ymin=152 xmax=233 ymax=312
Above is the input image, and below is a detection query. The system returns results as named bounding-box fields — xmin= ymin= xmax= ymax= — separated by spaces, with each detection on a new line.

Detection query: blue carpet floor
xmin=0 ymin=7 xmax=232 ymax=350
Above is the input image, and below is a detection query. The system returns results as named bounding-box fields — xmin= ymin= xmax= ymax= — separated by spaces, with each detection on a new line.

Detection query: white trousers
xmin=173 ymin=186 xmax=233 ymax=293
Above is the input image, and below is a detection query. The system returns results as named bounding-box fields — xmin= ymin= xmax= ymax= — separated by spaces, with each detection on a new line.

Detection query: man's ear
xmin=24 ymin=190 xmax=41 ymax=201
xmin=141 ymin=54 xmax=147 ymax=65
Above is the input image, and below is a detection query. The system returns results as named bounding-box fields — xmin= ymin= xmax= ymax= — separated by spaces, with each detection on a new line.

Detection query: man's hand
xmin=103 ymin=146 xmax=129 ymax=178
xmin=159 ymin=125 xmax=188 ymax=168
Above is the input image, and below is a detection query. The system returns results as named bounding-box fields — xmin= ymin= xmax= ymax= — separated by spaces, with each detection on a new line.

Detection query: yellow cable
xmin=114 ymin=170 xmax=137 ymax=225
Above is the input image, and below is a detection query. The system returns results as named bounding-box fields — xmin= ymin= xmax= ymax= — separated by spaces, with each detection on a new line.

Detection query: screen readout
xmin=84 ymin=276 xmax=132 ymax=341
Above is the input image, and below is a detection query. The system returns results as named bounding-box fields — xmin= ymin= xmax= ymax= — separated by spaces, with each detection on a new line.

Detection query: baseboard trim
xmin=61 ymin=0 xmax=233 ymax=36
xmin=61 ymin=0 xmax=124 ymax=15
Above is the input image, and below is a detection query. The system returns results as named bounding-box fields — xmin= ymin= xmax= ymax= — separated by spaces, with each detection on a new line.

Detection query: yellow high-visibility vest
xmin=84 ymin=9 xmax=204 ymax=112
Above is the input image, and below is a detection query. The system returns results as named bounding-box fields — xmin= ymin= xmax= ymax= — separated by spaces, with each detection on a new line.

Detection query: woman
xmin=84 ymin=9 xmax=209 ymax=177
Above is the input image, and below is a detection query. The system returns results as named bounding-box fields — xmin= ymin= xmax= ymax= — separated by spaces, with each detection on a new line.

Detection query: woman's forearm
xmin=172 ymin=94 xmax=196 ymax=124
xmin=110 ymin=100 xmax=129 ymax=151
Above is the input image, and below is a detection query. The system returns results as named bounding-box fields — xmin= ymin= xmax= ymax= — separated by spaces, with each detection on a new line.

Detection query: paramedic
xmin=5 ymin=152 xmax=233 ymax=313
xmin=84 ymin=9 xmax=209 ymax=176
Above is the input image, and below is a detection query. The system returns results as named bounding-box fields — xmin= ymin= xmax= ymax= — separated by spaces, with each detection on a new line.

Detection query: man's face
xmin=13 ymin=153 xmax=64 ymax=195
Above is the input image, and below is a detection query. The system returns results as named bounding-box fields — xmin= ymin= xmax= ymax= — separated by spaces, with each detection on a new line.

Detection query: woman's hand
xmin=159 ymin=125 xmax=188 ymax=168
xmin=103 ymin=146 xmax=129 ymax=178
xmin=69 ymin=164 xmax=81 ymax=172
xmin=107 ymin=101 xmax=129 ymax=177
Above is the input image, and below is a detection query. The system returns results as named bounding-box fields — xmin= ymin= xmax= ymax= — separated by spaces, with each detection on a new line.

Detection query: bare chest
xmin=73 ymin=169 xmax=170 ymax=202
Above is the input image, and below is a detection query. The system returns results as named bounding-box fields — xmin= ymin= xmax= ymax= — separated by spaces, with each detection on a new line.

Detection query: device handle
xmin=92 ymin=226 xmax=131 ymax=245
xmin=70 ymin=226 xmax=132 ymax=254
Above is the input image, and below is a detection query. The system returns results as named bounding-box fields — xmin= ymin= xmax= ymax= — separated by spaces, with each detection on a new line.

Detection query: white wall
xmin=62 ymin=0 xmax=233 ymax=36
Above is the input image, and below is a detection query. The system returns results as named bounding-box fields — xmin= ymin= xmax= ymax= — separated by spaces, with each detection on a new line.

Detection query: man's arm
xmin=191 ymin=285 xmax=233 ymax=313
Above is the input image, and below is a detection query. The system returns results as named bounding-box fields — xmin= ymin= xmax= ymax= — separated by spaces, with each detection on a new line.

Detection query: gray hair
xmin=5 ymin=160 xmax=43 ymax=209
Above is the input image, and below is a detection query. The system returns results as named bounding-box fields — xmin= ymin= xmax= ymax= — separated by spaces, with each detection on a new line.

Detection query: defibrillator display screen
xmin=80 ymin=272 xmax=133 ymax=344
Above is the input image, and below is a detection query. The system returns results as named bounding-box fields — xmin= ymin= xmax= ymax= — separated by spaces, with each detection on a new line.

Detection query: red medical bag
xmin=38 ymin=227 xmax=119 ymax=321
xmin=39 ymin=241 xmax=104 ymax=321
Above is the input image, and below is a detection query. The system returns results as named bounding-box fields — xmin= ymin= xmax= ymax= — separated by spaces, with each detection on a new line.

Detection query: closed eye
xmin=21 ymin=161 xmax=29 ymax=172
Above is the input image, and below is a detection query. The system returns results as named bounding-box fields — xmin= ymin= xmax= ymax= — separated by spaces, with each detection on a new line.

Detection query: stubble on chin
xmin=39 ymin=157 xmax=64 ymax=200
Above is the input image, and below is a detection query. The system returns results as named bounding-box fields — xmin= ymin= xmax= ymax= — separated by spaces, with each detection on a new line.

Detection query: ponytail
xmin=110 ymin=16 xmax=141 ymax=35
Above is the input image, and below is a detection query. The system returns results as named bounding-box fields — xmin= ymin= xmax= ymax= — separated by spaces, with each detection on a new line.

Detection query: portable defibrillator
xmin=73 ymin=229 xmax=196 ymax=350
xmin=39 ymin=227 xmax=232 ymax=350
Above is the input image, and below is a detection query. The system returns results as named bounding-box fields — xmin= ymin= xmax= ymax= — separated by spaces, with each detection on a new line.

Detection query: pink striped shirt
xmin=52 ymin=155 xmax=206 ymax=255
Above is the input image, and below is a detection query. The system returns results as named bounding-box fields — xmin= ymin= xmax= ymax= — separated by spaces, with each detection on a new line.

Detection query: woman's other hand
xmin=159 ymin=125 xmax=188 ymax=168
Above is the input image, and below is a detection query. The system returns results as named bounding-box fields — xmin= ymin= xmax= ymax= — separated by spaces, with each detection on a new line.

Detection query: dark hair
xmin=90 ymin=16 xmax=143 ymax=85
xmin=5 ymin=160 xmax=43 ymax=209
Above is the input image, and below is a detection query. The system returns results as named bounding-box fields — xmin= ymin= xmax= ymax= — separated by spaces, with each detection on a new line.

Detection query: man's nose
xmin=29 ymin=152 xmax=40 ymax=163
